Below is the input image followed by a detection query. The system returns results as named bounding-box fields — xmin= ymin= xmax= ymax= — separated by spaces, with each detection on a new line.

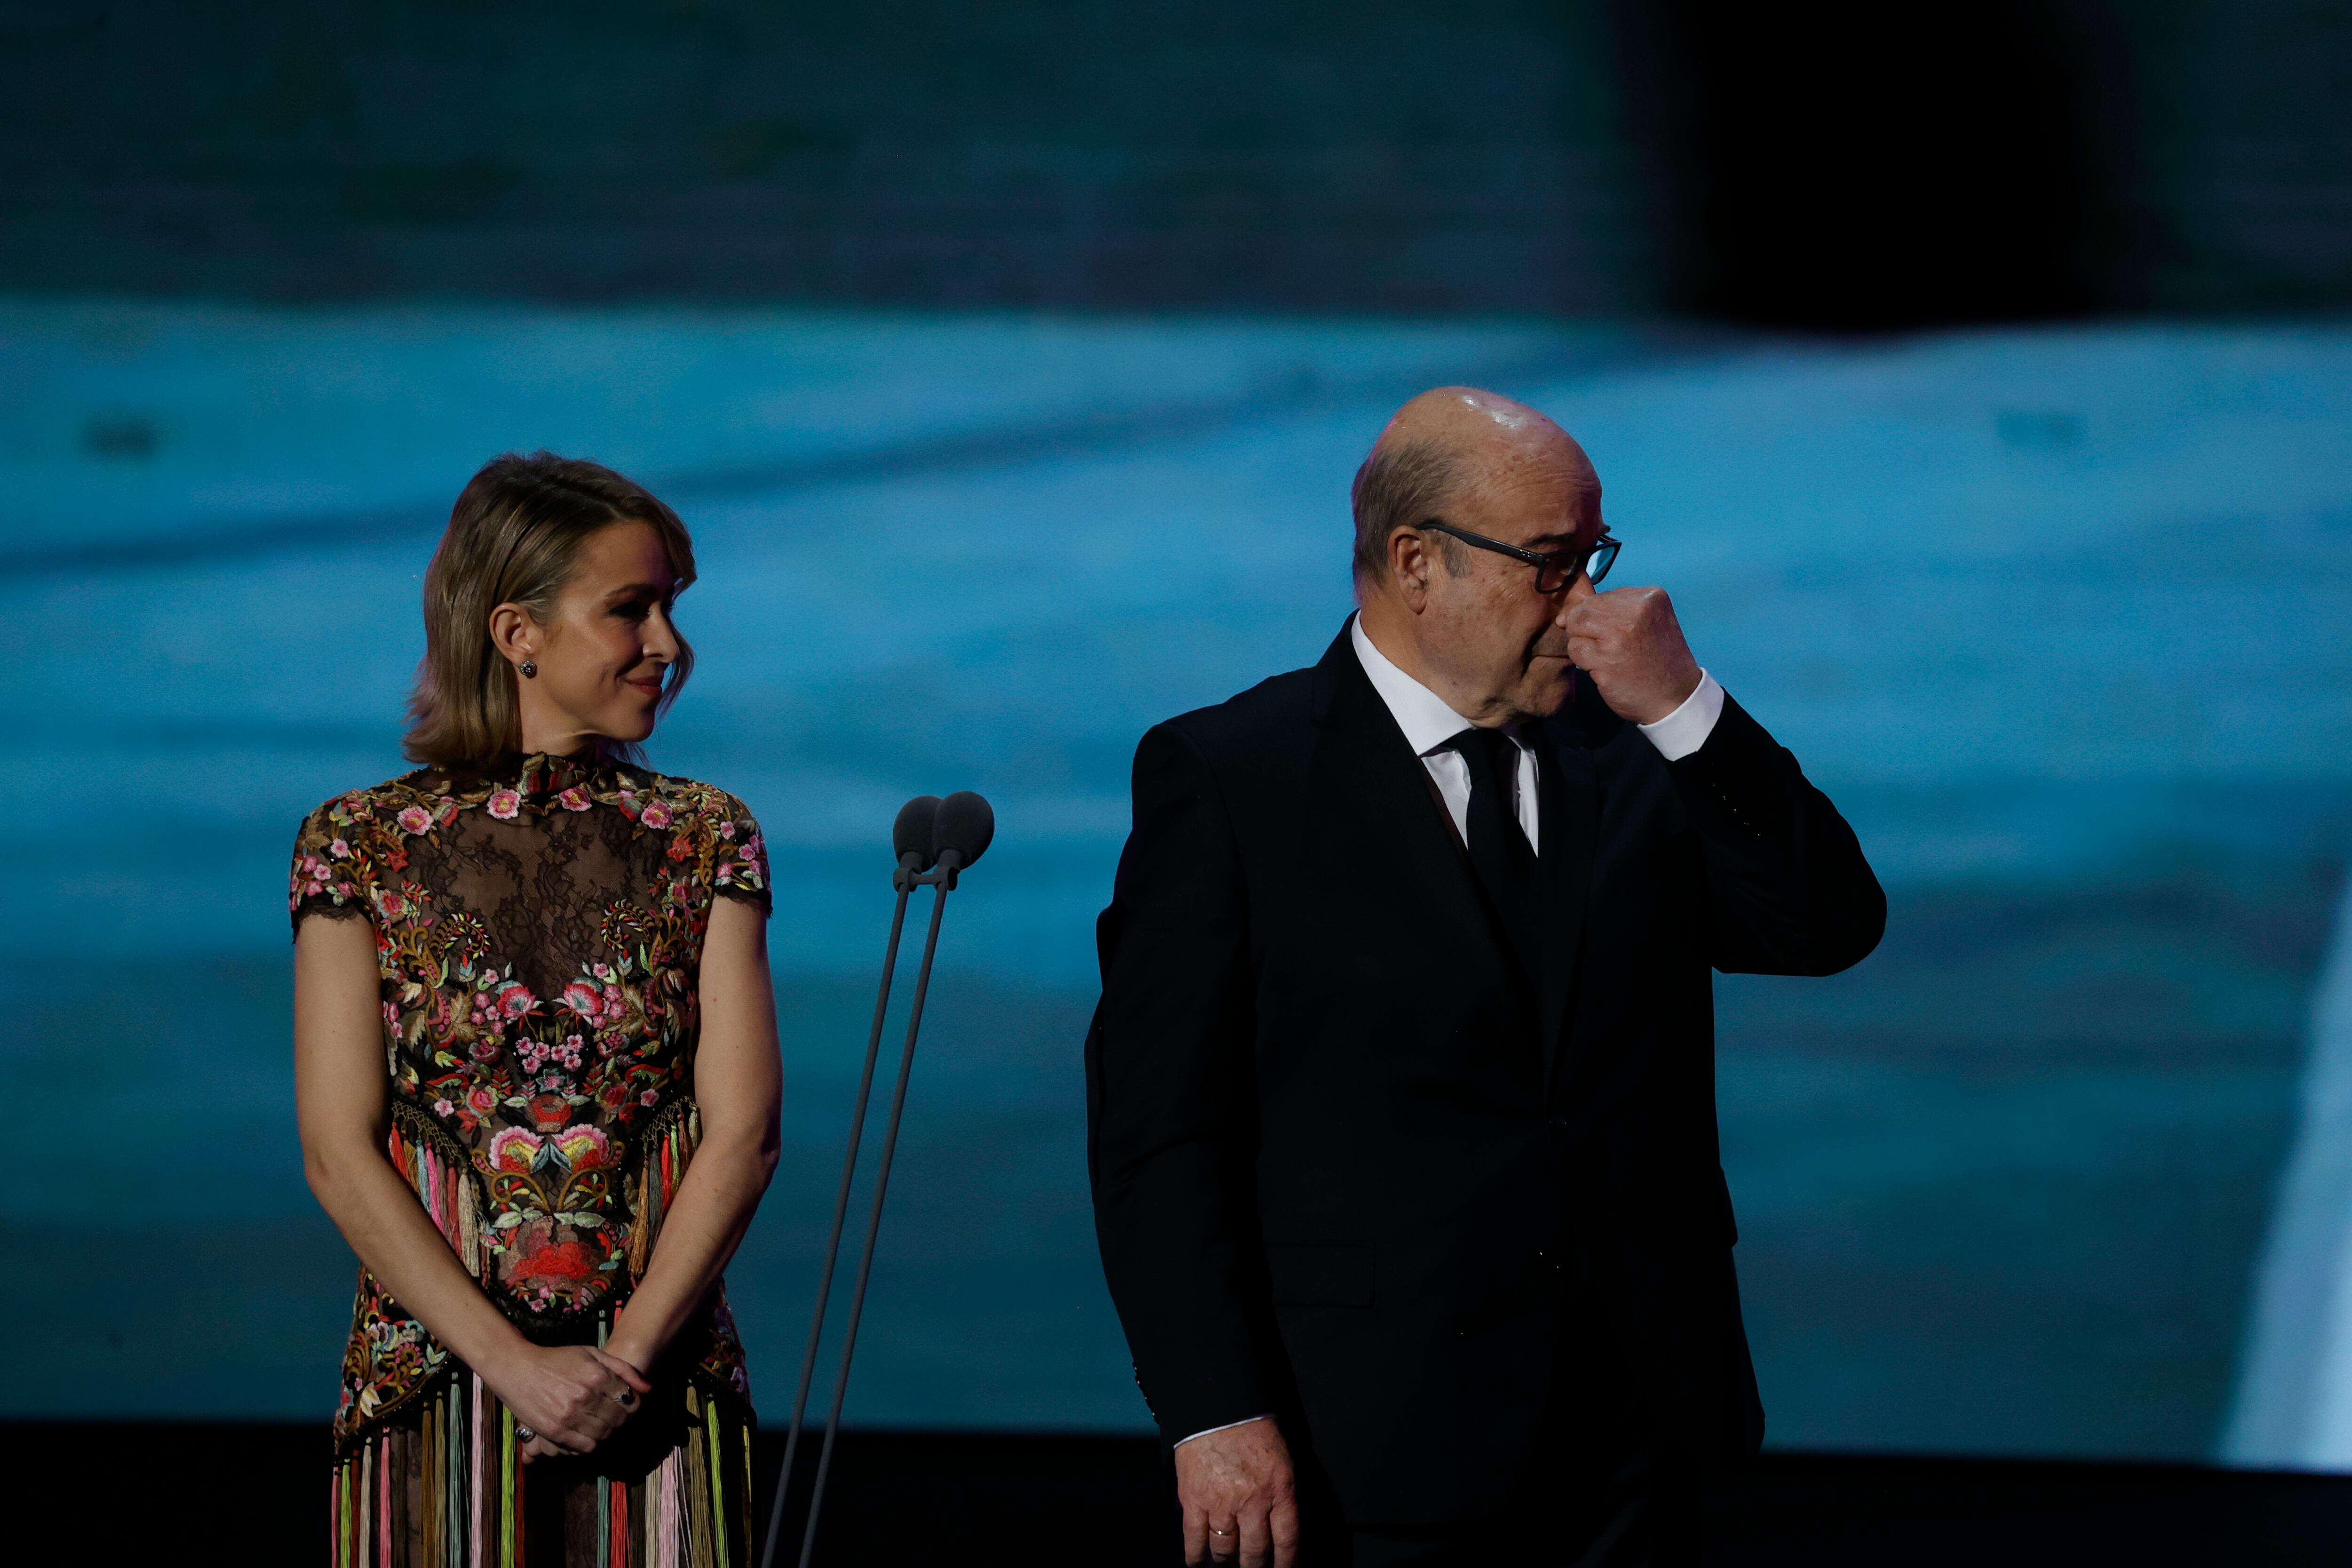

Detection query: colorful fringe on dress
xmin=331 ymin=1370 xmax=755 ymax=1568
xmin=329 ymin=1105 xmax=755 ymax=1567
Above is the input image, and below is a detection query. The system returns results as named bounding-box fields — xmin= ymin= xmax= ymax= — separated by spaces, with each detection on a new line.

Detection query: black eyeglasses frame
xmin=1416 ymin=519 xmax=1621 ymax=592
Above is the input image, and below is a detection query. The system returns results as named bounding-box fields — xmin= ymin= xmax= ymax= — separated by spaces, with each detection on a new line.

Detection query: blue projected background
xmin=3 ymin=301 xmax=2351 ymax=1465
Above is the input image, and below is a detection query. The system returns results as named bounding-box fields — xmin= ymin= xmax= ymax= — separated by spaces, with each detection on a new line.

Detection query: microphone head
xmin=932 ymin=791 xmax=995 ymax=871
xmin=893 ymin=795 xmax=943 ymax=870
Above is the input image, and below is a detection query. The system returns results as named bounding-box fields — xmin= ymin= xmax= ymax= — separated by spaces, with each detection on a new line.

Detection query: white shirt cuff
xmin=1637 ymin=670 xmax=1723 ymax=763
xmin=1175 ymin=1414 xmax=1272 ymax=1447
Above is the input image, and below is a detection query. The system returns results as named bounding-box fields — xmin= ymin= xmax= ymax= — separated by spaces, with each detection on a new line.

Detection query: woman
xmin=294 ymin=453 xmax=782 ymax=1567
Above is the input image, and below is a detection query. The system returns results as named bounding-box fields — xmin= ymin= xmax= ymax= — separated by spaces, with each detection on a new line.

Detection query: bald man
xmin=1086 ymin=390 xmax=1886 ymax=1567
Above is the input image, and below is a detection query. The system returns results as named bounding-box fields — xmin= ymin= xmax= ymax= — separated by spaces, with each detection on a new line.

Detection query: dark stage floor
xmin=8 ymin=1423 xmax=2350 ymax=1565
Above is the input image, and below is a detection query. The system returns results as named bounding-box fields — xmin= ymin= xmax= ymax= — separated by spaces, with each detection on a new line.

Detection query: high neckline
xmin=450 ymin=748 xmax=621 ymax=797
xmin=516 ymin=750 xmax=611 ymax=795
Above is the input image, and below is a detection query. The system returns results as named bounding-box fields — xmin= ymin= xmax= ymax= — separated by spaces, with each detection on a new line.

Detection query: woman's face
xmin=511 ymin=521 xmax=683 ymax=753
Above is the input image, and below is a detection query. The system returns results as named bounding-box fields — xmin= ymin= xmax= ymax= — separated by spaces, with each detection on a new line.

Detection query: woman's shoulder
xmin=288 ymin=772 xmax=453 ymax=930
xmin=296 ymin=771 xmax=452 ymax=832
xmin=621 ymin=769 xmax=769 ymax=902
xmin=294 ymin=770 xmax=461 ymax=839
xmin=619 ymin=767 xmax=762 ymax=827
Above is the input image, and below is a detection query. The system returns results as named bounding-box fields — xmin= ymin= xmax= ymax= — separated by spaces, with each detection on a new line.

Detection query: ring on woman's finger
xmin=612 ymin=1389 xmax=637 ymax=1409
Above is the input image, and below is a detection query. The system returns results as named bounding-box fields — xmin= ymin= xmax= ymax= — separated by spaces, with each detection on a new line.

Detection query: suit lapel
xmin=1535 ymin=676 xmax=1600 ymax=1086
xmin=1308 ymin=625 xmax=1514 ymax=999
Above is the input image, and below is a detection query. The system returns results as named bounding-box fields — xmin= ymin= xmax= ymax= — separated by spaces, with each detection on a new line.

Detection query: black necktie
xmin=1447 ymin=726 xmax=1544 ymax=976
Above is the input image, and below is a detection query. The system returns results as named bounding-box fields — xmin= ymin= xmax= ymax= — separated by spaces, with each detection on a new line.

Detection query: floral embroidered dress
xmin=291 ymin=751 xmax=770 ymax=1568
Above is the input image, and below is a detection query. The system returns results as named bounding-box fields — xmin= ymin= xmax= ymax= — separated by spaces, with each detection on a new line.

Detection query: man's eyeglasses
xmin=1417 ymin=519 xmax=1621 ymax=593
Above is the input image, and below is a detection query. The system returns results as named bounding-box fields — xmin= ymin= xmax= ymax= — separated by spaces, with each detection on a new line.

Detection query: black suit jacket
xmin=1085 ymin=621 xmax=1884 ymax=1528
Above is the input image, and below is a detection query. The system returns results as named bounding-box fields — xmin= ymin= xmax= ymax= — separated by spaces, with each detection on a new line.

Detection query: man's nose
xmin=1554 ymin=574 xmax=1597 ymax=623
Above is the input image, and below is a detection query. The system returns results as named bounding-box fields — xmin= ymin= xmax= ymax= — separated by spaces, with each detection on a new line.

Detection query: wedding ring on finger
xmin=612 ymin=1389 xmax=637 ymax=1408
xmin=516 ymin=1424 xmax=538 ymax=1442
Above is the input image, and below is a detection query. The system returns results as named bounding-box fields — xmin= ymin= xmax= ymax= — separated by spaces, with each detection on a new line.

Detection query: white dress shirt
xmin=1173 ymin=620 xmax=1725 ymax=1449
xmin=1348 ymin=614 xmax=1725 ymax=851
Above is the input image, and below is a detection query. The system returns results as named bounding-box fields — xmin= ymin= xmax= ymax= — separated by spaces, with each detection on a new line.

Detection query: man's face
xmin=1415 ymin=453 xmax=1603 ymax=724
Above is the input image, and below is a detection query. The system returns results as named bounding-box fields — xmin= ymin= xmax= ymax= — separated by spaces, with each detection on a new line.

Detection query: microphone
xmin=931 ymin=790 xmax=994 ymax=877
xmin=765 ymin=790 xmax=993 ymax=1568
xmin=893 ymin=795 xmax=942 ymax=878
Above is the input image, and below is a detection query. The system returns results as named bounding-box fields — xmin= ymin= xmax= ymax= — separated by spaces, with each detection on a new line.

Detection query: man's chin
xmin=1513 ymin=669 xmax=1578 ymax=719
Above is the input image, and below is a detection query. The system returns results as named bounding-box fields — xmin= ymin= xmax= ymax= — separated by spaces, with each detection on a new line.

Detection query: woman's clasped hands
xmin=488 ymin=1341 xmax=654 ymax=1463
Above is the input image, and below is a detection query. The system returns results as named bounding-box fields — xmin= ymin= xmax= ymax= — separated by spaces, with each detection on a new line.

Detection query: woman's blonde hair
xmin=404 ymin=452 xmax=698 ymax=768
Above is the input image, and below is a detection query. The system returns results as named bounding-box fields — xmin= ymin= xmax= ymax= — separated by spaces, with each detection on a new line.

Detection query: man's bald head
xmin=1350 ymin=387 xmax=1597 ymax=584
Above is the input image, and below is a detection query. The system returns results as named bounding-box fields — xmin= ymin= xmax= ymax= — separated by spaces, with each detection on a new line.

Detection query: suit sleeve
xmin=1087 ymin=722 xmax=1271 ymax=1444
xmin=1664 ymin=691 xmax=1887 ymax=977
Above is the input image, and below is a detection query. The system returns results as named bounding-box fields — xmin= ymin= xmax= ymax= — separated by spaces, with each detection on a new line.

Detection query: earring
xmin=519 ymin=660 xmax=537 ymax=679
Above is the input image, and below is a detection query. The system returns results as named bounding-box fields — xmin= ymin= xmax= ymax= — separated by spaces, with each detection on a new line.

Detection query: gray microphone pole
xmin=759 ymin=795 xmax=941 ymax=1568
xmin=760 ymin=791 xmax=996 ymax=1568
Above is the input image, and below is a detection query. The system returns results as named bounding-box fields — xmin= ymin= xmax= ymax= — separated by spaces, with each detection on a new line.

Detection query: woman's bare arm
xmin=602 ymin=894 xmax=783 ymax=1375
xmin=294 ymin=914 xmax=648 ymax=1458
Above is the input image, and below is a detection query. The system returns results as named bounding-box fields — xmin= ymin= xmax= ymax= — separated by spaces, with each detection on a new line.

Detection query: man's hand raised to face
xmin=1559 ymin=584 xmax=1702 ymax=725
xmin=1174 ymin=1417 xmax=1301 ymax=1568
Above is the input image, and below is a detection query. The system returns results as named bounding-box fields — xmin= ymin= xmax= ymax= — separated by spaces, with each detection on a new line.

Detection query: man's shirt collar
xmin=1350 ymin=613 xmax=1494 ymax=756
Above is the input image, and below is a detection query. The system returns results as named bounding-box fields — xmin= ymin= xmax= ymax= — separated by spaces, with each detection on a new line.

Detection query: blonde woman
xmin=294 ymin=453 xmax=781 ymax=1566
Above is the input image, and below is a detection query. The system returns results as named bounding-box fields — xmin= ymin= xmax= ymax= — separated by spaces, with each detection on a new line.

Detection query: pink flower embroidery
xmin=328 ymin=838 xmax=351 ymax=859
xmin=397 ymin=805 xmax=433 ymax=835
xmin=561 ymin=981 xmax=601 ymax=1018
xmin=293 ymin=852 xmax=340 ymax=902
xmin=558 ymin=786 xmax=592 ymax=812
xmin=495 ymin=981 xmax=537 ymax=1019
xmin=639 ymin=800 xmax=674 ymax=830
xmin=553 ymin=1124 xmax=613 ymax=1171
xmin=488 ymin=1127 xmax=543 ymax=1174
xmin=486 ymin=789 xmax=521 ymax=821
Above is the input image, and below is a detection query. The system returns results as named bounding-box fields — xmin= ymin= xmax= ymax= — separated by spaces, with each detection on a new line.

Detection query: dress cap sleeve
xmin=289 ymin=797 xmax=375 ymax=939
xmin=711 ymin=792 xmax=771 ymax=918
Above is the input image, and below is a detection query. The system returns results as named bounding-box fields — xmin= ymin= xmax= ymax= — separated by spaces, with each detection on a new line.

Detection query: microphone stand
xmin=761 ymin=789 xmax=990 ymax=1568
xmin=792 ymin=851 xmax=964 ymax=1568
xmin=756 ymin=853 xmax=920 ymax=1568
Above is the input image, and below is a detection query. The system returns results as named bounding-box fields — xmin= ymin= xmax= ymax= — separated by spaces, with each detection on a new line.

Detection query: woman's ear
xmin=487 ymin=603 xmax=537 ymax=669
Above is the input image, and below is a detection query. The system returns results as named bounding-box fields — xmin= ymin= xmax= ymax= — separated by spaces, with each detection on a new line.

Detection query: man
xmin=1085 ymin=388 xmax=1885 ymax=1567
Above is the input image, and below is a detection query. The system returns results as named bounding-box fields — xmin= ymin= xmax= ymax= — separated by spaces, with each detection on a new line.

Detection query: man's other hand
xmin=1559 ymin=584 xmax=1702 ymax=725
xmin=1174 ymin=1417 xmax=1301 ymax=1568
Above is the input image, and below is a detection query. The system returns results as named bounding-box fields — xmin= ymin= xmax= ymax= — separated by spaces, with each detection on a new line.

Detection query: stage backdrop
xmin=3 ymin=302 xmax=2350 ymax=1465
